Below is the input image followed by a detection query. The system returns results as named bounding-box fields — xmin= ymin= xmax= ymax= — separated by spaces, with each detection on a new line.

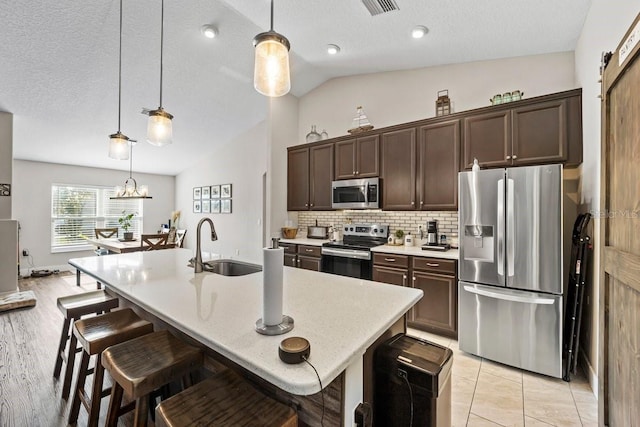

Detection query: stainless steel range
xmin=321 ymin=224 xmax=389 ymax=280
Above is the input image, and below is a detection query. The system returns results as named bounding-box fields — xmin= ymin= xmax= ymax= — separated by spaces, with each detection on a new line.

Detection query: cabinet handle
xmin=411 ymin=201 xmax=415 ymax=206
xmin=297 ymin=259 xmax=300 ymax=265
xmin=512 ymin=155 xmax=518 ymax=160
xmin=353 ymin=171 xmax=356 ymax=175
xmin=310 ymin=203 xmax=314 ymax=207
xmin=305 ymin=203 xmax=308 ymax=207
xmin=506 ymin=155 xmax=511 ymax=160
xmin=305 ymin=249 xmax=314 ymax=252
xmin=356 ymin=170 xmax=359 ymax=175
xmin=420 ymin=201 xmax=424 ymax=205
xmin=384 ymin=258 xmax=396 ymax=262
xmin=403 ymin=275 xmax=407 ymax=286
xmin=426 ymin=262 xmax=440 ymax=267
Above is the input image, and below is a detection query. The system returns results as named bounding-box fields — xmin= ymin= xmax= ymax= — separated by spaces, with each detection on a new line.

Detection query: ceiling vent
xmin=361 ymin=0 xmax=399 ymax=16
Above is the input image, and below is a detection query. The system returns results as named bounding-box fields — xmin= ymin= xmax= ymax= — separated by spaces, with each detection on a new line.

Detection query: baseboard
xmin=578 ymin=345 xmax=598 ymax=399
xmin=19 ymin=264 xmax=74 ymax=278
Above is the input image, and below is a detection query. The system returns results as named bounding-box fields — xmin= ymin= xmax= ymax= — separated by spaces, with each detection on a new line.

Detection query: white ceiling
xmin=0 ymin=0 xmax=591 ymax=176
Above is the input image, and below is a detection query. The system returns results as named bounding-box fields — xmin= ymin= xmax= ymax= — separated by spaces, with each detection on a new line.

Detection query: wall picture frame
xmin=211 ymin=199 xmax=221 ymax=213
xmin=201 ymin=199 xmax=211 ymax=213
xmin=221 ymin=184 xmax=232 ymax=198
xmin=202 ymin=186 xmax=211 ymax=199
xmin=221 ymin=198 xmax=232 ymax=214
xmin=211 ymin=185 xmax=220 ymax=198
xmin=193 ymin=200 xmax=202 ymax=213
xmin=193 ymin=187 xmax=202 ymax=200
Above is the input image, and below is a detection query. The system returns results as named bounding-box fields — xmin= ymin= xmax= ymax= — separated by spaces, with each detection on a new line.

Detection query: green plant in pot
xmin=394 ymin=229 xmax=405 ymax=245
xmin=118 ymin=210 xmax=136 ymax=241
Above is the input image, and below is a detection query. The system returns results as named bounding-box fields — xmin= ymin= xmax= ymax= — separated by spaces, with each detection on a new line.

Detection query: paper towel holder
xmin=255 ymin=315 xmax=294 ymax=335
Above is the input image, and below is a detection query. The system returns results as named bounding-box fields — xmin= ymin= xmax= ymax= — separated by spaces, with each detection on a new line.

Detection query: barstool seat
xmin=155 ymin=369 xmax=298 ymax=427
xmin=68 ymin=308 xmax=153 ymax=427
xmin=102 ymin=329 xmax=204 ymax=427
xmin=54 ymin=290 xmax=119 ymax=400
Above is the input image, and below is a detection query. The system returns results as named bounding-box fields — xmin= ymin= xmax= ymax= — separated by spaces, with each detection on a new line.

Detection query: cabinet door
xmin=298 ymin=255 xmax=321 ymax=272
xmin=381 ymin=128 xmax=416 ymax=210
xmin=309 ymin=143 xmax=334 ymax=210
xmin=334 ymin=139 xmax=357 ymax=180
xmin=462 ymin=110 xmax=511 ymax=169
xmin=372 ymin=265 xmax=408 ymax=287
xmin=511 ymin=99 xmax=568 ymax=165
xmin=284 ymin=254 xmax=297 ymax=267
xmin=417 ymin=120 xmax=460 ymax=210
xmin=355 ymin=135 xmax=380 ymax=178
xmin=287 ymin=147 xmax=310 ymax=210
xmin=410 ymin=271 xmax=457 ymax=337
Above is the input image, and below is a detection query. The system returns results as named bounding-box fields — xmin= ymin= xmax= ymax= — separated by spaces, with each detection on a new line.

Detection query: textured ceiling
xmin=0 ymin=0 xmax=591 ymax=175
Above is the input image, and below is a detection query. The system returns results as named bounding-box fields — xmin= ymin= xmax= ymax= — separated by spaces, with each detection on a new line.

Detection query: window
xmin=51 ymin=184 xmax=143 ymax=253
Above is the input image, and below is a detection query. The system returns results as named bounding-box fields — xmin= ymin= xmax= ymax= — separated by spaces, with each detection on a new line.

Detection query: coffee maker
xmin=426 ymin=220 xmax=438 ymax=245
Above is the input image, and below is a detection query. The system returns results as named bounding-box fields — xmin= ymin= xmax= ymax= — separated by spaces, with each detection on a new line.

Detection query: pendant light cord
xmin=128 ymin=144 xmax=133 ymax=179
xmin=159 ymin=0 xmax=164 ymax=108
xmin=270 ymin=0 xmax=274 ymax=31
xmin=117 ymin=0 xmax=123 ymax=132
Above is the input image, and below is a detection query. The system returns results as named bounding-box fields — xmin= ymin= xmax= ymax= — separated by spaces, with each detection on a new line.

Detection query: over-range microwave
xmin=332 ymin=178 xmax=380 ymax=209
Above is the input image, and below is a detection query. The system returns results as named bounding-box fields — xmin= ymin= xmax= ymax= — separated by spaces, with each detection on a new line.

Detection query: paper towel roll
xmin=263 ymin=246 xmax=284 ymax=326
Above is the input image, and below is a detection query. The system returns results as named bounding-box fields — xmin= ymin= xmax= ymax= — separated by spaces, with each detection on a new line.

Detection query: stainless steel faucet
xmin=194 ymin=217 xmax=218 ymax=273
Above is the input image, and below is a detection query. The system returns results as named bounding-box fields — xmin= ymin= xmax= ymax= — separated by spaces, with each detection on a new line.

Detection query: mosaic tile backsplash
xmin=296 ymin=211 xmax=459 ymax=244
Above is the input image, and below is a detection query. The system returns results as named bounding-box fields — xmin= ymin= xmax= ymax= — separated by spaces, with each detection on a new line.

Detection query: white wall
xmin=574 ymin=0 xmax=639 ymax=392
xmin=298 ymin=52 xmax=576 ymax=143
xmin=12 ymin=159 xmax=175 ymax=273
xmin=0 ymin=112 xmax=12 ymax=219
xmin=175 ymin=122 xmax=268 ymax=265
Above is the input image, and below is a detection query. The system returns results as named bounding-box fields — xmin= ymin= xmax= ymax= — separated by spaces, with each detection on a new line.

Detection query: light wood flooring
xmin=1 ymin=272 xmax=598 ymax=426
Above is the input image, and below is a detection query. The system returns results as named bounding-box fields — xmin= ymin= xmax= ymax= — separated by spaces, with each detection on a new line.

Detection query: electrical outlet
xmin=22 ymin=249 xmax=29 ymax=257
xmin=235 ymin=249 xmax=240 ymax=255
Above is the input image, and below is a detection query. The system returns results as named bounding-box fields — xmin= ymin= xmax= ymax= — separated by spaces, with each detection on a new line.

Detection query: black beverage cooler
xmin=374 ymin=334 xmax=453 ymax=427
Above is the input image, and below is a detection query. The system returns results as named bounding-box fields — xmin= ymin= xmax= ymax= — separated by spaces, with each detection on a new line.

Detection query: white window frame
xmin=51 ymin=184 xmax=144 ymax=253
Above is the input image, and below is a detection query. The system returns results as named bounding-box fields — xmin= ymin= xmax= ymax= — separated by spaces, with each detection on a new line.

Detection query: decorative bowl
xmin=281 ymin=227 xmax=298 ymax=239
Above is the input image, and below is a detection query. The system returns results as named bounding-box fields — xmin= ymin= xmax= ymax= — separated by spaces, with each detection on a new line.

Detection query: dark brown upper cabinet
xmin=287 ymin=143 xmax=334 ymax=211
xmin=417 ymin=120 xmax=460 ymax=210
xmin=462 ymin=90 xmax=582 ymax=169
xmin=381 ymin=128 xmax=416 ymax=210
xmin=334 ymin=135 xmax=380 ymax=180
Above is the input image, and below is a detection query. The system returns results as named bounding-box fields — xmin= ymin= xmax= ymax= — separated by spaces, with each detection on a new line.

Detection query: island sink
xmin=192 ymin=259 xmax=262 ymax=276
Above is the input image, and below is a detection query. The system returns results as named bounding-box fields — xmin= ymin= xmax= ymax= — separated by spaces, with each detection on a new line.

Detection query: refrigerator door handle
xmin=497 ymin=179 xmax=505 ymax=278
xmin=507 ymin=178 xmax=515 ymax=278
xmin=463 ymin=285 xmax=555 ymax=305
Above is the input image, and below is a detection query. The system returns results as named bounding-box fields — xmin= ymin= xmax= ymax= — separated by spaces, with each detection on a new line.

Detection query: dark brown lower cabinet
xmin=298 ymin=255 xmax=321 ymax=271
xmin=409 ymin=271 xmax=457 ymax=338
xmin=284 ymin=254 xmax=297 ymax=268
xmin=372 ymin=265 xmax=408 ymax=287
xmin=280 ymin=244 xmax=322 ymax=272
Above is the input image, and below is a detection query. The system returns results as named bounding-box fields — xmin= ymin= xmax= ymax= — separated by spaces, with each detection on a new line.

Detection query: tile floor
xmin=407 ymin=328 xmax=598 ymax=427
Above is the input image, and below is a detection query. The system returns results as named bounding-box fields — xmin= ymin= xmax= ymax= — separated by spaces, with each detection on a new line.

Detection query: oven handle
xmin=365 ymin=182 xmax=369 ymax=204
xmin=321 ymin=247 xmax=371 ymax=260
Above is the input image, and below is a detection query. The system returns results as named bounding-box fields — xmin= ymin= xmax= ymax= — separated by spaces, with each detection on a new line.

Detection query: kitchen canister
xmin=404 ymin=233 xmax=414 ymax=246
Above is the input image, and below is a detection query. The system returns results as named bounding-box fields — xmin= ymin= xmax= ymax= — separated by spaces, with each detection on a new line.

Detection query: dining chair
xmin=94 ymin=228 xmax=119 ymax=255
xmin=175 ymin=229 xmax=187 ymax=248
xmin=141 ymin=233 xmax=170 ymax=251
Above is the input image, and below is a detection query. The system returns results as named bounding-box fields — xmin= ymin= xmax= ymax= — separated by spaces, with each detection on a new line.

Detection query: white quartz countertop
xmin=279 ymin=237 xmax=328 ymax=246
xmin=371 ymin=245 xmax=459 ymax=260
xmin=69 ymin=249 xmax=421 ymax=396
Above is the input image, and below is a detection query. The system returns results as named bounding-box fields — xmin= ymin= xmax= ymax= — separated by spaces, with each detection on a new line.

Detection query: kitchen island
xmin=69 ymin=248 xmax=422 ymax=426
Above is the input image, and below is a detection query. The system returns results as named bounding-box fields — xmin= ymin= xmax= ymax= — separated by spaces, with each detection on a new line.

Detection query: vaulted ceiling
xmin=0 ymin=0 xmax=591 ymax=175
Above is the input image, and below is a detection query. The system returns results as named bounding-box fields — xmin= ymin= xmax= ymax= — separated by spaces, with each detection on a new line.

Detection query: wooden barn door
xmin=599 ymin=12 xmax=640 ymax=426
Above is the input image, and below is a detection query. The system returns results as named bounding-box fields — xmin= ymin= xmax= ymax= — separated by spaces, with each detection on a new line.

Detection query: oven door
xmin=332 ymin=178 xmax=379 ymax=209
xmin=321 ymin=247 xmax=373 ymax=280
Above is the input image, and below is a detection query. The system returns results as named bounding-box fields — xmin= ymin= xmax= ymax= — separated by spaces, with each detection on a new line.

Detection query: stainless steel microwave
xmin=332 ymin=178 xmax=379 ymax=209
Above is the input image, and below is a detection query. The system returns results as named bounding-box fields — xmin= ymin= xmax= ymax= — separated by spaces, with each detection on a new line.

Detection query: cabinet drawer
xmin=297 ymin=245 xmax=322 ymax=257
xmin=280 ymin=243 xmax=297 ymax=254
xmin=413 ymin=257 xmax=456 ymax=275
xmin=373 ymin=253 xmax=410 ymax=268
xmin=373 ymin=265 xmax=409 ymax=287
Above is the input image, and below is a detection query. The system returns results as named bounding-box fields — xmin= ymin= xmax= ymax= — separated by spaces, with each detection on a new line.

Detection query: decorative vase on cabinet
xmin=306 ymin=125 xmax=321 ymax=143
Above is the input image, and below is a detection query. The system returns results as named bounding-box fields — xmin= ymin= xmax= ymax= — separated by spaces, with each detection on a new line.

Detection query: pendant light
xmin=146 ymin=0 xmax=173 ymax=146
xmin=110 ymin=143 xmax=152 ymax=199
xmin=108 ymin=0 xmax=130 ymax=160
xmin=252 ymin=0 xmax=291 ymax=97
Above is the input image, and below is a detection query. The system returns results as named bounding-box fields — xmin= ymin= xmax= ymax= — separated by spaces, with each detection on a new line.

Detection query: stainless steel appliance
xmin=458 ymin=164 xmax=563 ymax=378
xmin=307 ymin=219 xmax=328 ymax=239
xmin=331 ymin=178 xmax=379 ymax=210
xmin=426 ymin=220 xmax=438 ymax=245
xmin=321 ymin=224 xmax=388 ymax=279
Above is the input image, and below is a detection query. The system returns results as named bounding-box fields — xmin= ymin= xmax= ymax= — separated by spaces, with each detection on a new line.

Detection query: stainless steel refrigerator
xmin=458 ymin=164 xmax=563 ymax=378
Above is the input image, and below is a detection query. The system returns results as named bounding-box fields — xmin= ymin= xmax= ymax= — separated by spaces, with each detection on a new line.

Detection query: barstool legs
xmin=61 ymin=331 xmax=79 ymax=399
xmin=68 ymin=351 xmax=90 ymax=425
xmin=53 ymin=316 xmax=71 ymax=379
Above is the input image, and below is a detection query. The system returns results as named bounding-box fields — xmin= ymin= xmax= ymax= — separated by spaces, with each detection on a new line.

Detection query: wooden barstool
xmin=68 ymin=308 xmax=153 ymax=427
xmin=102 ymin=329 xmax=204 ymax=427
xmin=54 ymin=290 xmax=119 ymax=400
xmin=155 ymin=369 xmax=298 ymax=427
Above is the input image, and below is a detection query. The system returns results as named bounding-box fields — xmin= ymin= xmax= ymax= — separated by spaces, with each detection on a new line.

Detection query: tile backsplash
xmin=296 ymin=211 xmax=459 ymax=243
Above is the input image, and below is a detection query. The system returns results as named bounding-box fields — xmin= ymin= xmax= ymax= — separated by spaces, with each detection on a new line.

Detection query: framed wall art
xmin=211 ymin=199 xmax=221 ymax=213
xmin=202 ymin=186 xmax=211 ymax=199
xmin=201 ymin=199 xmax=211 ymax=213
xmin=221 ymin=199 xmax=232 ymax=214
xmin=221 ymin=184 xmax=232 ymax=198
xmin=193 ymin=200 xmax=202 ymax=213
xmin=193 ymin=187 xmax=202 ymax=199
xmin=211 ymin=185 xmax=220 ymax=198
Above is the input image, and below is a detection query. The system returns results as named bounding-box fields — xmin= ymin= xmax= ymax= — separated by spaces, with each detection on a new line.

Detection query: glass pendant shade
xmin=253 ymin=33 xmax=290 ymax=97
xmin=146 ymin=108 xmax=173 ymax=146
xmin=108 ymin=132 xmax=130 ymax=160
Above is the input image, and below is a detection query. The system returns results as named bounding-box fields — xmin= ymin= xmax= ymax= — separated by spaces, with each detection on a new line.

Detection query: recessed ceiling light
xmin=411 ymin=25 xmax=428 ymax=39
xmin=201 ymin=25 xmax=218 ymax=39
xmin=327 ymin=44 xmax=341 ymax=55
